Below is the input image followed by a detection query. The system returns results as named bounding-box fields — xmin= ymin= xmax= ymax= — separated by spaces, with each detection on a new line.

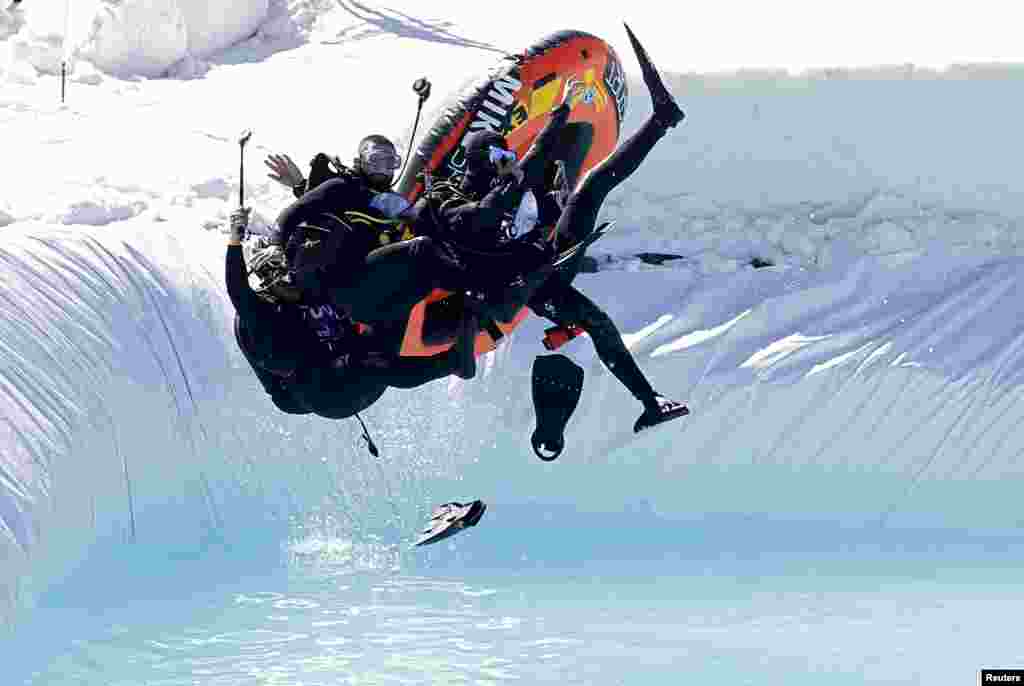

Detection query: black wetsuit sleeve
xmin=442 ymin=102 xmax=567 ymax=237
xmin=273 ymin=176 xmax=364 ymax=247
xmin=517 ymin=102 xmax=571 ymax=189
xmin=226 ymin=245 xmax=276 ymax=322
xmin=440 ymin=178 xmax=524 ymax=237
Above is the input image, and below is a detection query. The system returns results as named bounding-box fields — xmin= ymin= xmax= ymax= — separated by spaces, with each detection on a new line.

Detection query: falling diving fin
xmin=530 ymin=354 xmax=585 ymax=461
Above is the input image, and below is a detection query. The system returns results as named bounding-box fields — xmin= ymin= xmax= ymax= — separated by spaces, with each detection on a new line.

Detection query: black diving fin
xmin=530 ymin=354 xmax=585 ymax=461
xmin=623 ymin=22 xmax=685 ymax=129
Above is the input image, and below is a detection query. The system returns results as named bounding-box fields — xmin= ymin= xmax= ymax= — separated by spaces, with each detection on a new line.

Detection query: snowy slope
xmin=2 ymin=0 xmax=268 ymax=77
xmin=3 ymin=0 xmax=1024 ymax=630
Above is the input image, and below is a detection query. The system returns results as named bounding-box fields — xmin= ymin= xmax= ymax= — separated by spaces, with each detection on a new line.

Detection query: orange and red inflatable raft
xmin=395 ymin=30 xmax=629 ymax=358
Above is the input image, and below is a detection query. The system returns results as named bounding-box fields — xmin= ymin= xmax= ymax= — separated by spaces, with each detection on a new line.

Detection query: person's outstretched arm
xmin=225 ymin=207 xmax=277 ymax=322
xmin=226 ymin=209 xmax=312 ymax=414
xmin=439 ymin=175 xmax=527 ymax=238
xmin=516 ymin=102 xmax=571 ymax=189
xmin=265 ymin=152 xmax=307 ymax=197
xmin=272 ymin=176 xmax=364 ymax=247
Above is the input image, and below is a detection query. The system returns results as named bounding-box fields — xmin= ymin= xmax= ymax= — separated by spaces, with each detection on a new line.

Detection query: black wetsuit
xmin=226 ymin=245 xmax=470 ymax=419
xmin=413 ymin=104 xmax=570 ymax=238
xmin=271 ymin=169 xmax=473 ymax=342
xmin=524 ymin=115 xmax=674 ymax=405
xmin=419 ymin=113 xmax=673 ymax=406
xmin=409 ymin=103 xmax=574 ymax=281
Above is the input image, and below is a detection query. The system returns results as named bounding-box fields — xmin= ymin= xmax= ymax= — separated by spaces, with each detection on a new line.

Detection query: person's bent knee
xmin=579 ymin=308 xmax=619 ymax=342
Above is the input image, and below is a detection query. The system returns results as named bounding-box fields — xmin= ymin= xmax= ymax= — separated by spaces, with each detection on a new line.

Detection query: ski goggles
xmin=358 ymin=143 xmax=402 ymax=175
xmin=488 ymin=146 xmax=517 ymax=165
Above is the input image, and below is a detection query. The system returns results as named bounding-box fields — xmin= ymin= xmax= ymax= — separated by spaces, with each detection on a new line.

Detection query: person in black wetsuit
xmin=263 ymin=135 xmax=516 ymax=348
xmin=226 ymin=208 xmax=477 ymax=420
xmin=407 ymin=93 xmax=577 ymax=306
xmin=414 ymin=24 xmax=690 ymax=433
xmin=399 ymin=80 xmax=605 ymax=336
xmin=268 ymin=137 xmax=446 ymax=301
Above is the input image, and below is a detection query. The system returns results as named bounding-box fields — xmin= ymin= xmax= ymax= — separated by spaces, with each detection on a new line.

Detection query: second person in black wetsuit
xmin=268 ymin=136 xmax=470 ymax=323
xmin=407 ymin=93 xmax=578 ymax=314
xmin=530 ymin=24 xmax=690 ymax=433
xmin=414 ymin=23 xmax=690 ymax=433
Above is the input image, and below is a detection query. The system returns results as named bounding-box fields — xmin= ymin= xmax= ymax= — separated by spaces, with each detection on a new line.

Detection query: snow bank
xmin=82 ymin=0 xmax=270 ymax=77
xmin=594 ymin=65 xmax=1024 ymax=271
xmin=7 ymin=0 xmax=269 ymax=78
xmin=176 ymin=0 xmax=269 ymax=63
xmin=0 ymin=3 xmax=27 ymax=41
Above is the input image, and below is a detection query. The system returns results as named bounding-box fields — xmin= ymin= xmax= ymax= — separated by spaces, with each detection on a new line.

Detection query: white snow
xmin=3 ymin=0 xmax=1024 ymax=663
xmin=5 ymin=0 xmax=268 ymax=78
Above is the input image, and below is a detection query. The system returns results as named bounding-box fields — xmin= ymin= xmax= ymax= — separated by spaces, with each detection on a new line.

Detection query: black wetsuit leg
xmin=291 ymin=316 xmax=475 ymax=418
xmin=271 ymin=176 xmax=369 ymax=248
xmin=294 ymin=349 xmax=465 ymax=419
xmin=525 ymin=116 xmax=671 ymax=404
xmin=529 ymin=284 xmax=656 ymax=403
xmin=553 ymin=115 xmax=669 ymax=248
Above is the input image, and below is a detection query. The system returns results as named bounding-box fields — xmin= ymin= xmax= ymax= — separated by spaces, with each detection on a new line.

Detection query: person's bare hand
xmin=264 ymin=153 xmax=305 ymax=188
xmin=560 ymin=76 xmax=586 ymax=109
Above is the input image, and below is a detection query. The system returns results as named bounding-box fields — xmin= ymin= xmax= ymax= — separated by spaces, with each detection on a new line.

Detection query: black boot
xmin=623 ymin=22 xmax=685 ymax=129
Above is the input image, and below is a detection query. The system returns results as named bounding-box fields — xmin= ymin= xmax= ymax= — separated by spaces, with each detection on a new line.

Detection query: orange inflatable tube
xmin=396 ymin=30 xmax=629 ymax=358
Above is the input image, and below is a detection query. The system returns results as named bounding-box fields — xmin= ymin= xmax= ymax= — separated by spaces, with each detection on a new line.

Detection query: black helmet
xmin=462 ymin=130 xmax=509 ymax=173
xmin=354 ymin=134 xmax=401 ymax=182
xmin=460 ymin=129 xmax=516 ymax=195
